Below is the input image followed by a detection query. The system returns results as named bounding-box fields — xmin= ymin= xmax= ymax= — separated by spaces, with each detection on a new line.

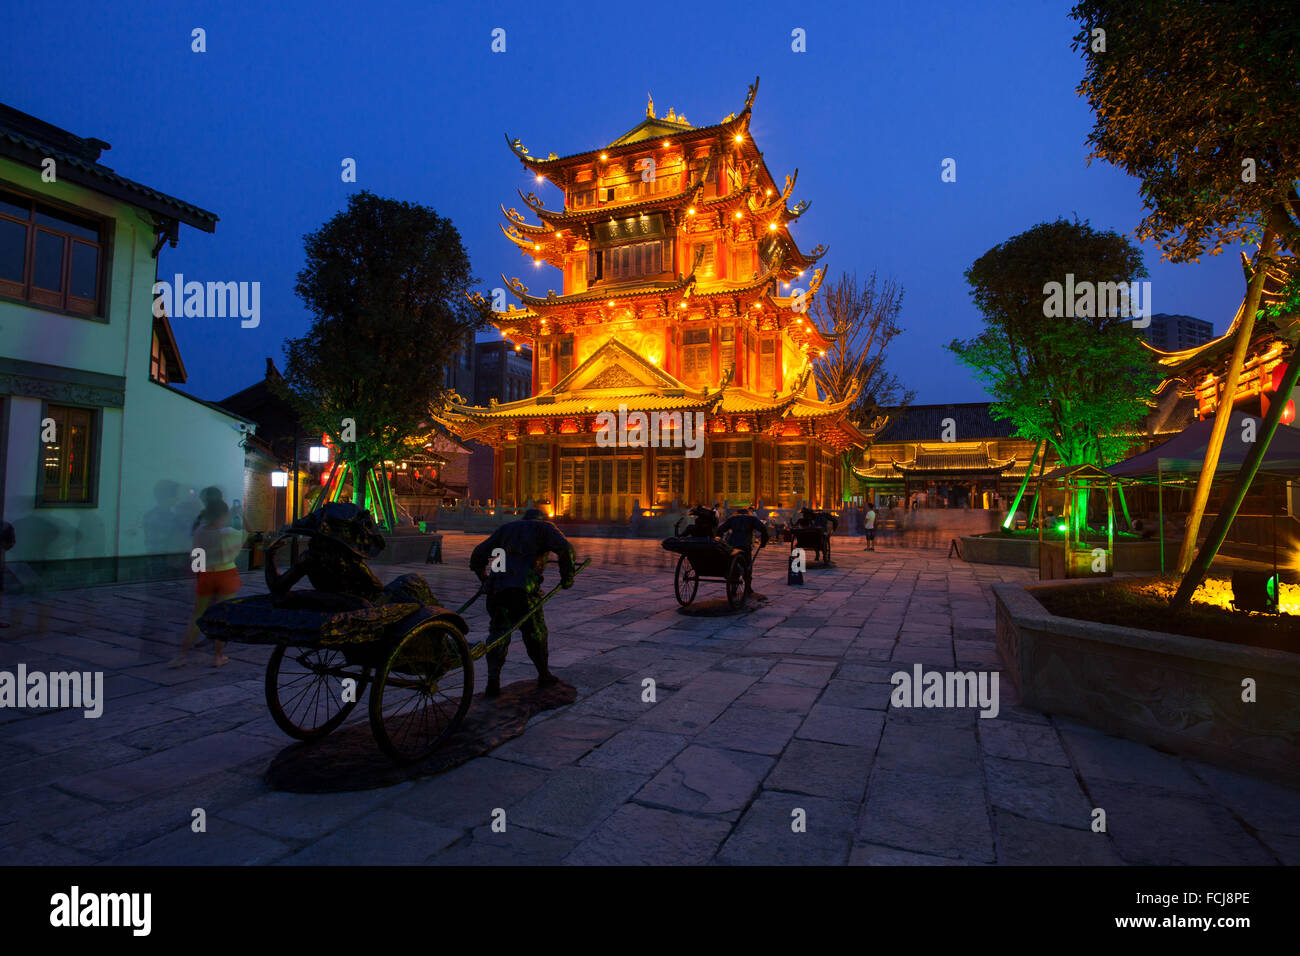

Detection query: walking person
xmin=863 ymin=504 xmax=878 ymax=552
xmin=172 ymin=500 xmax=243 ymax=667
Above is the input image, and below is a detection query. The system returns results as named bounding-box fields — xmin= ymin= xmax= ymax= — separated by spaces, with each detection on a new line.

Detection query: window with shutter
xmin=681 ymin=328 xmax=711 ymax=386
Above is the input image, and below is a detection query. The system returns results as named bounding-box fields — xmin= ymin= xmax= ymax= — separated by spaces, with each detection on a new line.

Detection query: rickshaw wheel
xmin=370 ymin=619 xmax=473 ymax=764
xmin=266 ymin=645 xmax=368 ymax=740
xmin=725 ymin=555 xmax=744 ymax=609
xmin=674 ymin=554 xmax=699 ymax=606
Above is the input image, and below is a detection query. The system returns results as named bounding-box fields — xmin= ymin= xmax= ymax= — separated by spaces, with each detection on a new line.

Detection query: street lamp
xmin=309 ymin=446 xmax=329 ymax=463
xmin=271 ymin=471 xmax=289 ymax=487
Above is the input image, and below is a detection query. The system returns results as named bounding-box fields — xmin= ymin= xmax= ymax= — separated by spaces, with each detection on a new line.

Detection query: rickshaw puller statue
xmin=469 ymin=508 xmax=577 ymax=698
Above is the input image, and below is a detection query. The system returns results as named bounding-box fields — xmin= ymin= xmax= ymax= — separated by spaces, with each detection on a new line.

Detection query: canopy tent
xmin=1107 ymin=412 xmax=1300 ymax=479
xmin=1102 ymin=411 xmax=1298 ymax=575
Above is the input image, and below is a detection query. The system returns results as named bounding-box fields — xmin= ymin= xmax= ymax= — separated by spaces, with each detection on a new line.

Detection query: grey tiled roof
xmin=874 ymin=403 xmax=1015 ymax=443
xmin=0 ymin=104 xmax=218 ymax=231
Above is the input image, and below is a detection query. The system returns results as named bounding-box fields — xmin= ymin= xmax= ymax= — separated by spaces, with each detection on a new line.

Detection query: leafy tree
xmin=1070 ymin=0 xmax=1300 ymax=588
xmin=948 ymin=218 xmax=1160 ymax=533
xmin=1071 ymin=0 xmax=1300 ymax=261
xmin=278 ymin=191 xmax=489 ymax=527
xmin=809 ymin=270 xmax=912 ymax=502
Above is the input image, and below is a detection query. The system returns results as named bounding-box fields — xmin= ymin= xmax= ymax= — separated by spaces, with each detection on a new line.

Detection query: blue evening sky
xmin=2 ymin=0 xmax=1250 ymax=404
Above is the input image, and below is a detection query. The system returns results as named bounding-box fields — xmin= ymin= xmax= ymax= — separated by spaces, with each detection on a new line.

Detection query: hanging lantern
xmin=1269 ymin=364 xmax=1295 ymax=423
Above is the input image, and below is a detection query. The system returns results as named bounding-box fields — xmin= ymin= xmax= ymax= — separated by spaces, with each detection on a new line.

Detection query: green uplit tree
xmin=1070 ymin=0 xmax=1300 ymax=602
xmin=947 ymin=218 xmax=1160 ymax=537
xmin=278 ymin=191 xmax=489 ymax=528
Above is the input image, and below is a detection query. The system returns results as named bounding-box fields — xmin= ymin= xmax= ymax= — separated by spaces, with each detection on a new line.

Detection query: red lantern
xmin=1271 ymin=364 xmax=1296 ymax=424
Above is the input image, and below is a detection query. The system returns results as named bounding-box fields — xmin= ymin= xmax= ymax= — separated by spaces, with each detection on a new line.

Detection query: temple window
xmin=556 ymin=335 xmax=574 ymax=379
xmin=603 ymin=240 xmax=663 ymax=282
xmin=615 ymin=456 xmax=642 ymax=496
xmin=777 ymin=443 xmax=806 ymax=499
xmin=731 ymin=246 xmax=754 ymax=280
xmin=712 ymin=440 xmax=753 ymax=502
xmin=655 ymin=448 xmax=685 ymax=504
xmin=719 ymin=326 xmax=735 ymax=374
xmin=539 ymin=342 xmax=552 ymax=386
xmin=759 ymin=338 xmax=777 ymax=391
xmin=681 ymin=328 xmax=711 ymax=385
xmin=502 ymin=459 xmax=517 ymax=505
xmin=692 ymin=241 xmax=715 ymax=278
xmin=522 ymin=444 xmax=550 ymax=504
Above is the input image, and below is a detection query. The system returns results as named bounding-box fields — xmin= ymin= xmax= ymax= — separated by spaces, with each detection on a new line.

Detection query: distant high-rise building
xmin=443 ymin=330 xmax=476 ymax=399
xmin=473 ymin=340 xmax=532 ymax=406
xmin=1142 ymin=313 xmax=1214 ymax=352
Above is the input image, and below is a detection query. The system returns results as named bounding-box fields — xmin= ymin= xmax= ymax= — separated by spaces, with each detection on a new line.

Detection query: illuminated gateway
xmin=442 ymin=79 xmax=866 ymax=520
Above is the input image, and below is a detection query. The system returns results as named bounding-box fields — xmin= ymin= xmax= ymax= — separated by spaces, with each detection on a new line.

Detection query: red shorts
xmin=196 ymin=567 xmax=241 ymax=597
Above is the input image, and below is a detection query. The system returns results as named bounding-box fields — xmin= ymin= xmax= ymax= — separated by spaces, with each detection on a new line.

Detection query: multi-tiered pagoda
xmin=443 ymin=78 xmax=865 ymax=520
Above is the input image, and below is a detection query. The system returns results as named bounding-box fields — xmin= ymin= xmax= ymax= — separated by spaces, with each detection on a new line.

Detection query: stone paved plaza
xmin=2 ymin=533 xmax=1297 ymax=866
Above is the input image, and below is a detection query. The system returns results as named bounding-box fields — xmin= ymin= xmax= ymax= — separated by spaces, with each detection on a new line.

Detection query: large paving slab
xmin=0 ymin=533 xmax=1294 ymax=864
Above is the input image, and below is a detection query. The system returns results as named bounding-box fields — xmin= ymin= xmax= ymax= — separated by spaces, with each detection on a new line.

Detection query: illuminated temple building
xmin=1148 ymin=254 xmax=1298 ymax=424
xmin=442 ymin=79 xmax=866 ymax=519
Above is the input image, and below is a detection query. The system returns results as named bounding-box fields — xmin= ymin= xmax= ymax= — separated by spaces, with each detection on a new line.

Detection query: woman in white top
xmin=172 ymin=500 xmax=243 ymax=667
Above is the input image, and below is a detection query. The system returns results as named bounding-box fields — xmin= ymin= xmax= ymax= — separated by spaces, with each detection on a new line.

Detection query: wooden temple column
xmin=492 ymin=446 xmax=503 ymax=504
xmin=514 ymin=442 xmax=523 ymax=507
xmin=702 ymin=433 xmax=713 ymax=505
xmin=550 ymin=442 xmax=560 ymax=515
xmin=645 ymin=445 xmax=656 ymax=508
xmin=806 ymin=440 xmax=816 ymax=508
xmin=685 ymin=453 xmax=695 ymax=507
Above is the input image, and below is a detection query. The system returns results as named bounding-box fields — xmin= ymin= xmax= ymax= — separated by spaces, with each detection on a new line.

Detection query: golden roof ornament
xmin=647 ymin=93 xmax=655 ymax=118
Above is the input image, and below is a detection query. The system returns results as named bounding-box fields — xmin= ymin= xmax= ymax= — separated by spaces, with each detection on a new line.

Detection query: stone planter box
xmin=965 ymin=533 xmax=1164 ymax=570
xmin=994 ymin=579 xmax=1300 ymax=785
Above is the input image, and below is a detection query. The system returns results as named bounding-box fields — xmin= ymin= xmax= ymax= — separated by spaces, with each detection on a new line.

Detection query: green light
xmin=1056 ymin=522 xmax=1067 ymax=533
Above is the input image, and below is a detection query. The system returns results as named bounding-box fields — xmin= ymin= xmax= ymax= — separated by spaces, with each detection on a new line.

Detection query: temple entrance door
xmin=559 ymin=449 xmax=641 ymax=521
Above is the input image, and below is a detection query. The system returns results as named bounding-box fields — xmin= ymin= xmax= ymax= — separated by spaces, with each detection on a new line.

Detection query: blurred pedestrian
xmin=191 ymin=485 xmax=226 ymax=533
xmin=173 ymin=500 xmax=243 ymax=668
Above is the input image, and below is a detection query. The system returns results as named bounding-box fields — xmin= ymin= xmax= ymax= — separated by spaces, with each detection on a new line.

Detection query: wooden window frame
xmin=36 ymin=400 xmax=102 ymax=508
xmin=0 ymin=185 xmax=107 ymax=319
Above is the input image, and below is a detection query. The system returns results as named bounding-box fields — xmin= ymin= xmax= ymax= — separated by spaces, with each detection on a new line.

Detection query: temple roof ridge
xmin=503 ymin=76 xmax=760 ymax=173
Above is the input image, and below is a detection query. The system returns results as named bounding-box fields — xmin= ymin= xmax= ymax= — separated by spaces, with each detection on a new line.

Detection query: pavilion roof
xmin=892 ymin=441 xmax=1017 ymax=474
xmin=505 ymin=77 xmax=760 ymax=175
xmin=1147 ymin=253 xmax=1298 ymax=385
xmin=870 ymin=402 xmax=1017 ymax=442
xmin=498 ymin=77 xmax=827 ymax=287
xmin=438 ymin=335 xmax=862 ymax=447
